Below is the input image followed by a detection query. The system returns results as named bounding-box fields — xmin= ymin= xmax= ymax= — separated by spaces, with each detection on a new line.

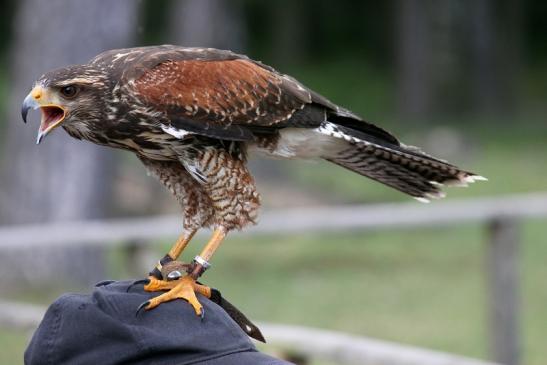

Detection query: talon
xmin=127 ymin=278 xmax=150 ymax=293
xmin=135 ymin=301 xmax=150 ymax=317
xmin=140 ymin=275 xmax=205 ymax=317
xmin=200 ymin=307 xmax=205 ymax=320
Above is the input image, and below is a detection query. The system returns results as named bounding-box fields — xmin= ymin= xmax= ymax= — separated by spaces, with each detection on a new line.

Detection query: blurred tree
xmin=396 ymin=0 xmax=523 ymax=121
xmin=396 ymin=0 xmax=432 ymax=120
xmin=470 ymin=0 xmax=522 ymax=115
xmin=0 ymin=0 xmax=139 ymax=288
xmin=270 ymin=0 xmax=308 ymax=66
xmin=168 ymin=0 xmax=246 ymax=52
xmin=0 ymin=1 xmax=16 ymax=56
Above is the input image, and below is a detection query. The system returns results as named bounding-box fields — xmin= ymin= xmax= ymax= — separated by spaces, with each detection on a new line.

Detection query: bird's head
xmin=21 ymin=64 xmax=110 ymax=144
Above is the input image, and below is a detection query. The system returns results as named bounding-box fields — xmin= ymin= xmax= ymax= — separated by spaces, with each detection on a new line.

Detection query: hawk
xmin=21 ymin=45 xmax=485 ymax=316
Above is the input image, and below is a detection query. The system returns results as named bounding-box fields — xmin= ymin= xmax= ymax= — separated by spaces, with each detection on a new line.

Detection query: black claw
xmin=200 ymin=308 xmax=205 ymax=321
xmin=135 ymin=301 xmax=150 ymax=317
xmin=252 ymin=329 xmax=266 ymax=343
xmin=127 ymin=278 xmax=150 ymax=293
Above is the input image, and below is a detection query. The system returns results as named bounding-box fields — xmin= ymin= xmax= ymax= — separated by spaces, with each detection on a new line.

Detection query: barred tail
xmin=321 ymin=122 xmax=486 ymax=202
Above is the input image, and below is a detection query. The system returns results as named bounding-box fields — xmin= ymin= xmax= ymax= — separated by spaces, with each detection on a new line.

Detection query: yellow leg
xmin=141 ymin=227 xmax=227 ymax=317
xmin=168 ymin=229 xmax=197 ymax=260
xmin=189 ymin=227 xmax=227 ymax=279
xmin=149 ymin=228 xmax=197 ymax=279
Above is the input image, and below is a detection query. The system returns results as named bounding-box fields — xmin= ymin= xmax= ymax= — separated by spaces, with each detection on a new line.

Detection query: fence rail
xmin=2 ymin=192 xmax=547 ymax=365
xmin=1 ymin=192 xmax=546 ymax=249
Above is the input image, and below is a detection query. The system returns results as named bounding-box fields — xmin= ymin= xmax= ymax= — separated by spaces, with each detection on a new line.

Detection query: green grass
xmin=0 ymin=329 xmax=29 ymax=364
xmin=203 ymin=227 xmax=489 ymax=358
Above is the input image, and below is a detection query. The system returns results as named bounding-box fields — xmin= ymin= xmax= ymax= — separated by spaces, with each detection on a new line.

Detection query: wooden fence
xmin=1 ymin=192 xmax=547 ymax=364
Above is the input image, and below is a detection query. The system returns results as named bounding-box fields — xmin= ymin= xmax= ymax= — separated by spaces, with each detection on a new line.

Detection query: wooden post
xmin=486 ymin=218 xmax=520 ymax=365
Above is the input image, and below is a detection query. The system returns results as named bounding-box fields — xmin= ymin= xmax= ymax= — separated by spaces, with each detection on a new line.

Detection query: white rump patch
xmin=161 ymin=125 xmax=192 ymax=139
xmin=249 ymin=122 xmax=367 ymax=159
xmin=252 ymin=123 xmax=348 ymax=159
xmin=317 ymin=122 xmax=360 ymax=143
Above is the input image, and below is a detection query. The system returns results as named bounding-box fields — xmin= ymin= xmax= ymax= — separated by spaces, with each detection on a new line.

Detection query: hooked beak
xmin=21 ymin=86 xmax=66 ymax=144
xmin=21 ymin=93 xmax=38 ymax=124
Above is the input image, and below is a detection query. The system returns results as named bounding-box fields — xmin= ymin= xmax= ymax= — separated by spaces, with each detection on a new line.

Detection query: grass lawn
xmin=3 ymin=219 xmax=544 ymax=365
xmin=0 ymin=329 xmax=29 ymax=364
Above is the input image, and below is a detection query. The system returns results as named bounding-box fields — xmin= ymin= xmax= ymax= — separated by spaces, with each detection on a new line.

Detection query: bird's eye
xmin=60 ymin=85 xmax=79 ymax=98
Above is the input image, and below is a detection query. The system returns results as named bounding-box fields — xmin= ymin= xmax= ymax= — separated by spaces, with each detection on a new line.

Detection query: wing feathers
xmin=163 ymin=115 xmax=256 ymax=141
xmin=133 ymin=59 xmax=308 ymax=128
xmin=321 ymin=122 xmax=483 ymax=200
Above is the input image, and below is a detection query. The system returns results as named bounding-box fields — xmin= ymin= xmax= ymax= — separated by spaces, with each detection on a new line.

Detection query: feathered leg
xmin=133 ymin=157 xmax=221 ymax=316
xmin=138 ymin=157 xmax=214 ymax=279
xmin=140 ymin=144 xmax=259 ymax=316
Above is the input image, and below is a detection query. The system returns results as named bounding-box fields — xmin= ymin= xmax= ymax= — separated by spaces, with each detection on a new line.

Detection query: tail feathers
xmin=322 ymin=123 xmax=486 ymax=202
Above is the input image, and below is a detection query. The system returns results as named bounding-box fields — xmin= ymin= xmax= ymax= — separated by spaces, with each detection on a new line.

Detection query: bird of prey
xmin=22 ymin=45 xmax=485 ymax=316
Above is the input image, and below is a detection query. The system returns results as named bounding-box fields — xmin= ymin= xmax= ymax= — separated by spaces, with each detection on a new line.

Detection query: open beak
xmin=21 ymin=86 xmax=66 ymax=144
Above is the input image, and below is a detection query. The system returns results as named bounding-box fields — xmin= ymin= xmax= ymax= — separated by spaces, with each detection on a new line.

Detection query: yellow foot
xmin=137 ymin=276 xmax=210 ymax=318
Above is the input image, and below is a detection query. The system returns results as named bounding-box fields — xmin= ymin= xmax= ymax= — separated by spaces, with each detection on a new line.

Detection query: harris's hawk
xmin=21 ymin=45 xmax=485 ymax=316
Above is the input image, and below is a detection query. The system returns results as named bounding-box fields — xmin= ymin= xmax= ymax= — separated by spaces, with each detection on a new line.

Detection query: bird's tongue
xmin=39 ymin=106 xmax=65 ymax=132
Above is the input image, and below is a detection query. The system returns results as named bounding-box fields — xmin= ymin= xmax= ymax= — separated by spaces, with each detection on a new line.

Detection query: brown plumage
xmin=21 ymin=45 xmax=485 ymax=317
xmin=134 ymin=59 xmax=306 ymax=126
